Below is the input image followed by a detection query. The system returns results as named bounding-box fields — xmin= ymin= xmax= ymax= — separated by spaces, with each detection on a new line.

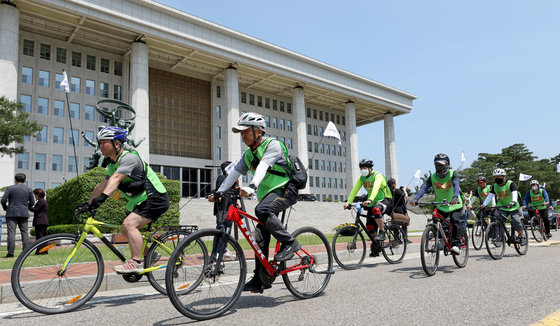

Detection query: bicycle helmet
xmin=97 ymin=126 xmax=127 ymax=142
xmin=530 ymin=180 xmax=539 ymax=186
xmin=492 ymin=168 xmax=506 ymax=176
xmin=232 ymin=112 xmax=266 ymax=133
xmin=434 ymin=153 xmax=450 ymax=165
xmin=359 ymin=158 xmax=374 ymax=168
xmin=476 ymin=176 xmax=487 ymax=182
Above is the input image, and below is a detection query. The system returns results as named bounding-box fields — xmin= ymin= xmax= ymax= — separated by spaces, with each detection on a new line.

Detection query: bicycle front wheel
xmin=166 ymin=229 xmax=246 ymax=321
xmin=514 ymin=223 xmax=529 ymax=255
xmin=452 ymin=227 xmax=469 ymax=268
xmin=420 ymin=225 xmax=439 ymax=276
xmin=11 ymin=233 xmax=104 ymax=314
xmin=282 ymin=227 xmax=333 ymax=299
xmin=381 ymin=224 xmax=407 ymax=264
xmin=471 ymin=220 xmax=484 ymax=250
xmin=332 ymin=225 xmax=365 ymax=269
xmin=530 ymin=217 xmax=544 ymax=243
xmin=485 ymin=222 xmax=505 ymax=260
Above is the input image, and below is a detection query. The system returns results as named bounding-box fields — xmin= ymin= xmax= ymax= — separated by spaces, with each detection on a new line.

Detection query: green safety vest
xmin=431 ymin=169 xmax=463 ymax=212
xmin=477 ymin=185 xmax=495 ymax=207
xmin=360 ymin=171 xmax=392 ymax=207
xmin=107 ymin=150 xmax=167 ymax=211
xmin=493 ymin=180 xmax=520 ymax=212
xmin=243 ymin=138 xmax=291 ymax=201
xmin=529 ymin=188 xmax=547 ymax=210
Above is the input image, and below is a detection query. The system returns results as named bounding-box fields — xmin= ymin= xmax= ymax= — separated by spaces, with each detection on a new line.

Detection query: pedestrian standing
xmin=30 ymin=188 xmax=49 ymax=254
xmin=1 ymin=173 xmax=34 ymax=258
xmin=388 ymin=179 xmax=412 ymax=244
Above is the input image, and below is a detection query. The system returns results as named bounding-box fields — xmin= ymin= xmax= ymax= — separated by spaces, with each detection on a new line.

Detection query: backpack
xmin=286 ymin=154 xmax=308 ymax=190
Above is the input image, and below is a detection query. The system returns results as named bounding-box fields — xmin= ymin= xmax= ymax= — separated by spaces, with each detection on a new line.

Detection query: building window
xmin=328 ymin=178 xmax=332 ymax=188
xmin=38 ymin=70 xmax=50 ymax=87
xmin=36 ymin=126 xmax=47 ymax=142
xmin=56 ymin=47 xmax=66 ymax=63
xmin=337 ymin=115 xmax=341 ymax=124
xmin=272 ymin=99 xmax=278 ymax=111
xmin=319 ymin=111 xmax=323 ymax=121
xmin=331 ymin=113 xmax=335 ymax=122
xmin=85 ymin=105 xmax=94 ymax=121
xmin=53 ymin=127 xmax=63 ymax=144
xmin=83 ymin=157 xmax=89 ymax=172
xmin=309 ymin=177 xmax=314 ymax=187
xmin=240 ymin=92 xmax=246 ymax=104
xmin=54 ymin=100 xmax=64 ymax=117
xmin=99 ymin=82 xmax=109 ymax=98
xmin=287 ymin=138 xmax=292 ymax=149
xmin=320 ymin=127 xmax=323 ymax=135
xmin=35 ymin=153 xmax=46 ymax=170
xmin=314 ymin=143 xmax=318 ymax=153
xmin=114 ymin=85 xmax=122 ymax=100
xmin=321 ymin=160 xmax=325 ymax=171
xmin=308 ymin=159 xmax=313 ymax=170
xmin=17 ymin=153 xmax=29 ymax=169
xmin=37 ymin=97 xmax=48 ymax=115
xmin=55 ymin=73 xmax=63 ymax=89
xmin=100 ymin=58 xmax=110 ymax=73
xmin=327 ymin=161 xmax=331 ymax=171
xmin=308 ymin=141 xmax=312 ymax=152
xmin=280 ymin=119 xmax=285 ymax=130
xmin=333 ymin=161 xmax=337 ymax=172
xmin=40 ymin=44 xmax=51 ymax=61
xmin=272 ymin=117 xmax=278 ymax=128
xmin=70 ymin=103 xmax=79 ymax=119
xmin=343 ymin=147 xmax=346 ymax=157
xmin=287 ymin=120 xmax=292 ymax=132
xmin=249 ymin=93 xmax=255 ymax=105
xmin=216 ymin=85 xmax=221 ymax=98
xmin=326 ymin=144 xmax=330 ymax=155
xmin=216 ymin=105 xmax=221 ymax=119
xmin=287 ymin=103 xmax=292 ymax=113
xmin=85 ymin=79 xmax=95 ymax=96
xmin=21 ymin=67 xmax=33 ymax=84
xmin=313 ymin=109 xmax=317 ymax=119
xmin=84 ymin=131 xmax=94 ymax=146
xmin=69 ymin=129 xmax=79 ymax=145
xmin=307 ymin=107 xmax=311 ymax=118
xmin=316 ymin=177 xmax=320 ymax=188
xmin=279 ymin=101 xmax=285 ymax=112
xmin=217 ymin=147 xmax=222 ymax=160
xmin=320 ymin=144 xmax=324 ymax=154
xmin=342 ymin=131 xmax=346 ymax=141
xmin=265 ymin=98 xmax=270 ymax=109
xmin=86 ymin=55 xmax=96 ymax=70
xmin=313 ymin=126 xmax=318 ymax=136
xmin=68 ymin=156 xmax=77 ymax=173
xmin=257 ymin=96 xmax=263 ymax=107
xmin=322 ymin=177 xmax=326 ymax=188
xmin=216 ymin=126 xmax=221 ymax=139
xmin=52 ymin=155 xmax=63 ymax=171
xmin=70 ymin=77 xmax=81 ymax=93
xmin=342 ymin=116 xmax=345 ymax=125
xmin=265 ymin=116 xmax=270 ymax=127
xmin=23 ymin=39 xmax=34 ymax=56
xmin=20 ymin=95 xmax=32 ymax=113
xmin=338 ymin=146 xmax=342 ymax=156
xmin=114 ymin=61 xmax=122 ymax=76
xmin=72 ymin=51 xmax=81 ymax=67
xmin=307 ymin=124 xmax=311 ymax=135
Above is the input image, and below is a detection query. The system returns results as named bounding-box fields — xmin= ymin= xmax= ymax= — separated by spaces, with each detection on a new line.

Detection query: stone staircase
xmin=0 ymin=218 xmax=35 ymax=248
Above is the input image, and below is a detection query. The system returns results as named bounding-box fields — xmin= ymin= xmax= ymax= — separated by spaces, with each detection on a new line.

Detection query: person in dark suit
xmin=1 ymin=173 xmax=34 ymax=258
xmin=30 ymin=188 xmax=49 ymax=254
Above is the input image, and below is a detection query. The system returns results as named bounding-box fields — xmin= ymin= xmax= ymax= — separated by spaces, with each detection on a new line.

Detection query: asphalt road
xmin=2 ymin=241 xmax=560 ymax=325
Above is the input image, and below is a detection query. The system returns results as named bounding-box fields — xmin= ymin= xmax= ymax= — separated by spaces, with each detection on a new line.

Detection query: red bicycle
xmin=526 ymin=206 xmax=548 ymax=242
xmin=418 ymin=200 xmax=469 ymax=276
xmin=165 ymin=190 xmax=334 ymax=320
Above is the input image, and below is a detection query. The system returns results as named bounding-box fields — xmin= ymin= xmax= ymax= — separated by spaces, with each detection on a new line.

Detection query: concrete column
xmin=345 ymin=101 xmax=359 ymax=189
xmin=0 ymin=2 xmax=19 ymax=188
xmin=224 ymin=66 xmax=241 ymax=162
xmin=129 ymin=41 xmax=150 ymax=163
xmin=384 ymin=113 xmax=398 ymax=184
xmin=292 ymin=86 xmax=309 ymax=194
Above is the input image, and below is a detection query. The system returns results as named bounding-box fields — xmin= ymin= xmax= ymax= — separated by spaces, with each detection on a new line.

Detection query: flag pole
xmin=61 ymin=70 xmax=81 ymax=184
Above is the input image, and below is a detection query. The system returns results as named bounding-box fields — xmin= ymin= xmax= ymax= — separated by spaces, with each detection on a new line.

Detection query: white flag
xmin=519 ymin=173 xmax=532 ymax=181
xmin=60 ymin=71 xmax=70 ymax=93
xmin=461 ymin=152 xmax=466 ymax=164
xmin=414 ymin=168 xmax=421 ymax=179
xmin=323 ymin=121 xmax=341 ymax=145
xmin=557 ymin=162 xmax=560 ymax=172
xmin=543 ymin=182 xmax=546 ymax=188
xmin=225 ymin=160 xmax=236 ymax=175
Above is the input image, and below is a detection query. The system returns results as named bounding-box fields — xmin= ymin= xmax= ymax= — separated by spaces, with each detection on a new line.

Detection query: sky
xmin=158 ymin=0 xmax=560 ymax=188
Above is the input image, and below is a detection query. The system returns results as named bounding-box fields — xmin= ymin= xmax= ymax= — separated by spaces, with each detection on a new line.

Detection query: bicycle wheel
xmin=145 ymin=229 xmax=192 ymax=295
xmin=420 ymin=225 xmax=440 ymax=276
xmin=530 ymin=217 xmax=544 ymax=243
xmin=471 ymin=220 xmax=484 ymax=250
xmin=381 ymin=224 xmax=407 ymax=264
xmin=452 ymin=227 xmax=469 ymax=268
xmin=485 ymin=222 xmax=505 ymax=260
xmin=11 ymin=233 xmax=104 ymax=314
xmin=514 ymin=223 xmax=529 ymax=255
xmin=282 ymin=227 xmax=333 ymax=299
xmin=331 ymin=225 xmax=365 ymax=269
xmin=166 ymin=229 xmax=246 ymax=321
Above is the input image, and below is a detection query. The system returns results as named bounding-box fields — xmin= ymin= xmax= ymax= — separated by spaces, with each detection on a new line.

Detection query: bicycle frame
xmin=430 ymin=208 xmax=455 ymax=251
xmin=349 ymin=206 xmax=389 ymax=250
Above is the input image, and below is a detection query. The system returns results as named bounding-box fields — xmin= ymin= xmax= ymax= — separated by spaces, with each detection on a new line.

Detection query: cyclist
xmin=480 ymin=168 xmax=526 ymax=245
xmin=77 ymin=127 xmax=170 ymax=274
xmin=412 ymin=153 xmax=465 ymax=254
xmin=522 ymin=180 xmax=551 ymax=239
xmin=344 ymin=158 xmax=393 ymax=254
xmin=467 ymin=176 xmax=496 ymax=227
xmin=210 ymin=112 xmax=300 ymax=293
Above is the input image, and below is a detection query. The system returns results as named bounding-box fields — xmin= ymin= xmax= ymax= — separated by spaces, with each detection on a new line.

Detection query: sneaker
xmin=406 ymin=239 xmax=413 ymax=244
xmin=3 ymin=254 xmax=14 ymax=258
xmin=113 ymin=259 xmax=144 ymax=274
xmin=275 ymin=240 xmax=302 ymax=262
xmin=242 ymin=276 xmax=271 ymax=293
xmin=369 ymin=250 xmax=380 ymax=257
xmin=374 ymin=230 xmax=386 ymax=241
xmin=546 ymin=233 xmax=552 ymax=239
xmin=519 ymin=236 xmax=527 ymax=246
xmin=451 ymin=246 xmax=461 ymax=255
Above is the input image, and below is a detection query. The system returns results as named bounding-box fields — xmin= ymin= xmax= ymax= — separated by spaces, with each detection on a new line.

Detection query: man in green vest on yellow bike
xmin=522 ymin=180 xmax=551 ymax=239
xmin=344 ymin=159 xmax=393 ymax=248
xmin=77 ymin=127 xmax=170 ymax=274
xmin=210 ymin=112 xmax=300 ymax=293
xmin=413 ymin=153 xmax=465 ymax=254
xmin=467 ymin=176 xmax=496 ymax=227
xmin=480 ymin=168 xmax=526 ymax=245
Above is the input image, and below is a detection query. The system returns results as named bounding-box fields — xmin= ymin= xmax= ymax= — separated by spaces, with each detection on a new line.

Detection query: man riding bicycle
xmin=480 ymin=168 xmax=526 ymax=245
xmin=210 ymin=112 xmax=300 ymax=293
xmin=77 ymin=127 xmax=170 ymax=274
xmin=467 ymin=176 xmax=496 ymax=227
xmin=413 ymin=153 xmax=465 ymax=254
xmin=522 ymin=180 xmax=551 ymax=239
xmin=344 ymin=158 xmax=393 ymax=255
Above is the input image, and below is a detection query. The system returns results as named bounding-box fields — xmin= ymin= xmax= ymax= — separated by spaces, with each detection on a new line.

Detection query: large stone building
xmin=0 ymin=0 xmax=416 ymax=201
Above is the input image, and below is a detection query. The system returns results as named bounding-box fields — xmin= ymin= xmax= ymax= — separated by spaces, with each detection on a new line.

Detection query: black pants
xmin=364 ymin=198 xmax=393 ymax=233
xmin=437 ymin=207 xmax=465 ymax=247
xmin=252 ymin=183 xmax=298 ymax=275
xmin=528 ymin=208 xmax=550 ymax=233
xmin=34 ymin=224 xmax=48 ymax=253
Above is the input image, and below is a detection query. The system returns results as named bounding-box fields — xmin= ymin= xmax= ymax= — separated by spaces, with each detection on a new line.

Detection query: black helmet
xmin=359 ymin=159 xmax=373 ymax=168
xmin=220 ymin=161 xmax=232 ymax=173
xmin=476 ymin=176 xmax=487 ymax=182
xmin=434 ymin=153 xmax=450 ymax=165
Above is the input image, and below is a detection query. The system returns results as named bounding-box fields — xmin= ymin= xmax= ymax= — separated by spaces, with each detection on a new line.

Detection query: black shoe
xmin=374 ymin=231 xmax=386 ymax=241
xmin=243 ymin=277 xmax=271 ymax=293
xmin=406 ymin=239 xmax=413 ymax=244
xmin=369 ymin=251 xmax=379 ymax=257
xmin=3 ymin=254 xmax=14 ymax=258
xmin=546 ymin=233 xmax=552 ymax=239
xmin=275 ymin=240 xmax=302 ymax=262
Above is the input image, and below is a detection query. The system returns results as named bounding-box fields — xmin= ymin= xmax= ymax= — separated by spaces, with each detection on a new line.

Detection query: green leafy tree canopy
xmin=0 ymin=96 xmax=42 ymax=156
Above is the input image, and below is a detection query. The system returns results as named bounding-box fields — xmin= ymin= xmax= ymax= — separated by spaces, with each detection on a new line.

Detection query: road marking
xmin=531 ymin=309 xmax=560 ymax=325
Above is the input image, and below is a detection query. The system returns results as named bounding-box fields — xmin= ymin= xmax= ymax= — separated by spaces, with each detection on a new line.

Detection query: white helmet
xmin=492 ymin=168 xmax=506 ymax=176
xmin=232 ymin=112 xmax=266 ymax=133
xmin=530 ymin=180 xmax=539 ymax=186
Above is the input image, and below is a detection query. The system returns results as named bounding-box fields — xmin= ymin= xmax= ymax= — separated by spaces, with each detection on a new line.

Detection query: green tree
xmin=0 ymin=96 xmax=42 ymax=156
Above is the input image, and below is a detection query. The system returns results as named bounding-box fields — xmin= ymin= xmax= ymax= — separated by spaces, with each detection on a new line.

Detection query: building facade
xmin=0 ymin=0 xmax=416 ymax=201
